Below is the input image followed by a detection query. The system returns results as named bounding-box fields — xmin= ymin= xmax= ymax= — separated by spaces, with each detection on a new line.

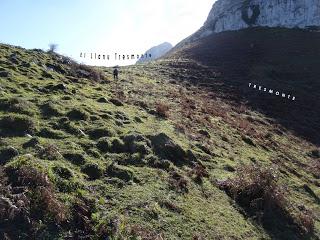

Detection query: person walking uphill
xmin=113 ymin=68 xmax=119 ymax=80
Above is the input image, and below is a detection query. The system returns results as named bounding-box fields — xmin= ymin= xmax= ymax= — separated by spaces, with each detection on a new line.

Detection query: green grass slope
xmin=0 ymin=41 xmax=319 ymax=239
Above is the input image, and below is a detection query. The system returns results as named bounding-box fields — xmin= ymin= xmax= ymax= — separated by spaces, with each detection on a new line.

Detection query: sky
xmin=0 ymin=0 xmax=215 ymax=66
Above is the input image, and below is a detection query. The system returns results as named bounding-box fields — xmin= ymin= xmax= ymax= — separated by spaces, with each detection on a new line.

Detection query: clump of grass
xmin=39 ymin=102 xmax=63 ymax=117
xmin=63 ymin=152 xmax=86 ymax=165
xmin=96 ymin=137 xmax=111 ymax=153
xmin=23 ymin=137 xmax=40 ymax=149
xmin=159 ymin=199 xmax=181 ymax=213
xmin=81 ymin=163 xmax=103 ymax=180
xmin=109 ymin=137 xmax=126 ymax=153
xmin=67 ymin=108 xmax=89 ymax=121
xmin=0 ymin=97 xmax=36 ymax=116
xmin=106 ymin=163 xmax=134 ymax=182
xmin=308 ymin=149 xmax=320 ymax=159
xmin=59 ymin=119 xmax=84 ymax=136
xmin=148 ymin=132 xmax=188 ymax=166
xmin=87 ymin=127 xmax=116 ymax=140
xmin=38 ymin=127 xmax=66 ymax=139
xmin=0 ymin=114 xmax=36 ymax=136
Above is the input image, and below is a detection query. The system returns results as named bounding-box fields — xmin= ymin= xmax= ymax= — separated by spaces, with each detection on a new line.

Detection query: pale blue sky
xmin=0 ymin=0 xmax=215 ymax=66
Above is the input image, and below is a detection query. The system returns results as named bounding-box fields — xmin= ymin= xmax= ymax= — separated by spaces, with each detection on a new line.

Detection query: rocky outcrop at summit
xmin=176 ymin=0 xmax=320 ymax=48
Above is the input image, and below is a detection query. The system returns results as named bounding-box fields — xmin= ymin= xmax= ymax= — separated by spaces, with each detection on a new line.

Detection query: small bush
xmin=4 ymin=165 xmax=67 ymax=225
xmin=155 ymin=102 xmax=170 ymax=118
xmin=189 ymin=164 xmax=209 ymax=184
xmin=9 ymin=164 xmax=52 ymax=188
xmin=218 ymin=164 xmax=286 ymax=213
xmin=38 ymin=144 xmax=61 ymax=160
xmin=218 ymin=164 xmax=315 ymax=237
xmin=69 ymin=63 xmax=105 ymax=82
xmin=168 ymin=171 xmax=188 ymax=193
xmin=292 ymin=207 xmax=315 ymax=235
xmin=48 ymin=43 xmax=58 ymax=53
xmin=71 ymin=197 xmax=96 ymax=236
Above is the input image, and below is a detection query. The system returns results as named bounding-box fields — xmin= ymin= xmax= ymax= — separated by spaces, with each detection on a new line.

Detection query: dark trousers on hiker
xmin=113 ymin=74 xmax=118 ymax=80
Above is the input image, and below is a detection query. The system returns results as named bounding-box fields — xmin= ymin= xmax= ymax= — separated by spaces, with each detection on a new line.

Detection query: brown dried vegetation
xmin=218 ymin=164 xmax=315 ymax=237
xmin=0 ymin=165 xmax=67 ymax=238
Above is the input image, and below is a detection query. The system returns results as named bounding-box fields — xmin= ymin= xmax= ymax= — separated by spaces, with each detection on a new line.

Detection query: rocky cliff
xmin=176 ymin=0 xmax=320 ymax=47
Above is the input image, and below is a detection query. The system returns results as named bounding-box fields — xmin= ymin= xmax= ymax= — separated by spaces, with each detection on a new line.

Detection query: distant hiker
xmin=113 ymin=68 xmax=119 ymax=80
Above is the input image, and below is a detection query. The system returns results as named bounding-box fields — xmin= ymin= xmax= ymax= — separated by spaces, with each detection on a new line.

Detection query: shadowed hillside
xmin=166 ymin=27 xmax=320 ymax=146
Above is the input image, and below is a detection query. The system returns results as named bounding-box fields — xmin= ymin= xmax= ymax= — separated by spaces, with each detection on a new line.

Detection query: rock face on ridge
xmin=176 ymin=0 xmax=320 ymax=48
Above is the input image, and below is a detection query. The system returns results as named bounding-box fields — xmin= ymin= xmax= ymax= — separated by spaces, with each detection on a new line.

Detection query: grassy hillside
xmin=0 ymin=38 xmax=319 ymax=240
